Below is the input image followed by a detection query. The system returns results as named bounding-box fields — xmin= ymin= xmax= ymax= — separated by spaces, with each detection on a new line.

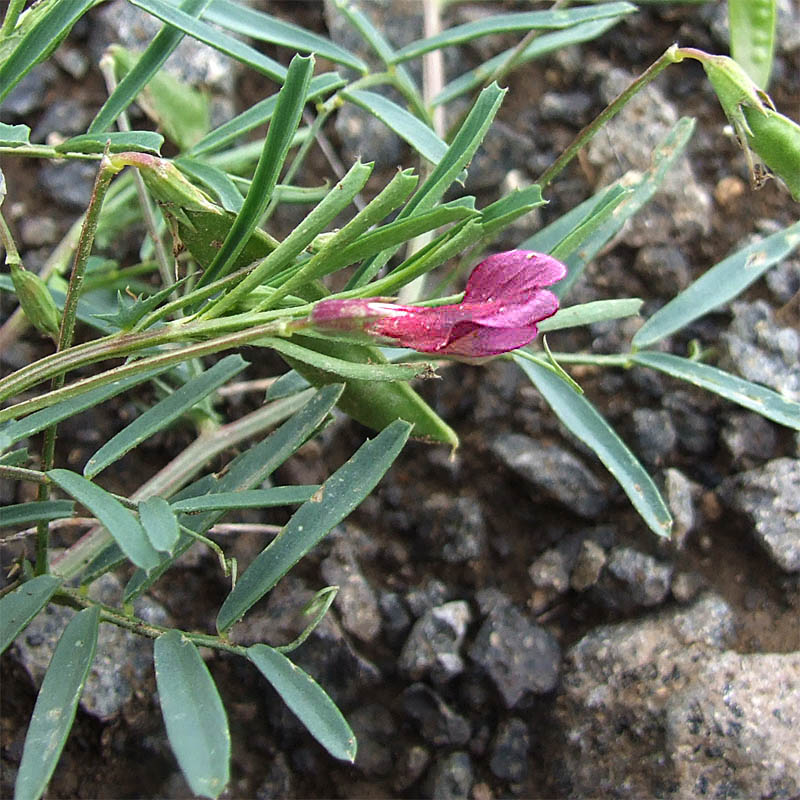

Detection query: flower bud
xmin=10 ymin=263 xmax=61 ymax=342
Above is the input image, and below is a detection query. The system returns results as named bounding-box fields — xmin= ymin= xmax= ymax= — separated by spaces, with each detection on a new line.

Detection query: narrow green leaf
xmin=0 ymin=500 xmax=75 ymax=528
xmin=0 ymin=365 xmax=175 ymax=450
xmin=538 ymin=298 xmax=643 ymax=332
xmin=279 ymin=337 xmax=459 ymax=446
xmin=479 ymin=184 xmax=546 ymax=239
xmin=729 ymin=0 xmax=776 ymax=89
xmin=434 ymin=17 xmax=625 ymax=106
xmin=392 ymin=3 xmax=637 ymax=63
xmin=265 ymin=371 xmax=310 ymax=402
xmin=632 ymin=219 xmax=800 ymax=349
xmin=154 ymin=631 xmax=230 ymax=799
xmin=521 ymin=117 xmax=697 ymax=299
xmin=203 ymin=160 xmax=374 ymax=318
xmin=84 ymin=355 xmax=249 ymax=478
xmin=170 ymin=486 xmax=320 ymax=512
xmin=217 ymin=419 xmax=412 ymax=631
xmin=515 ymin=356 xmax=672 ymax=538
xmin=0 ymin=0 xmax=95 ymax=104
xmin=248 ymin=645 xmax=356 ymax=761
xmin=189 ymin=73 xmax=344 ymax=156
xmin=14 ymin=606 xmax=99 ymax=800
xmin=47 ymin=470 xmax=161 ymax=571
xmin=261 ymin=167 xmax=420 ymax=309
xmin=0 ymin=121 xmax=31 ymax=146
xmin=0 ymin=448 xmax=28 ymax=466
xmin=195 ymin=54 xmax=314 ymax=288
xmin=203 ymin=0 xmax=367 ymax=72
xmin=122 ymin=385 xmax=344 ymax=601
xmin=343 ymin=88 xmax=447 ymax=164
xmin=89 ymin=0 xmax=211 ymax=134
xmin=631 ymin=351 xmax=800 ymax=431
xmin=54 ymin=131 xmax=164 ymax=155
xmin=128 ymin=0 xmax=287 ymax=82
xmin=138 ymin=496 xmax=180 ymax=553
xmin=176 ymin=158 xmax=243 ymax=212
xmin=348 ymin=84 xmax=505 ymax=288
xmin=331 ymin=0 xmax=427 ymax=119
xmin=261 ymin=338 xmax=430 ymax=382
xmin=0 ymin=575 xmax=61 ymax=656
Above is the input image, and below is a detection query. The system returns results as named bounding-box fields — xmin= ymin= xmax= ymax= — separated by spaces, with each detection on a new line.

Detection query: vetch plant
xmin=0 ymin=1 xmax=799 ymax=797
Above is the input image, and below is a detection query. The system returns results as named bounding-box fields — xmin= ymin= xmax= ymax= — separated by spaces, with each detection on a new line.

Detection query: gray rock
xmin=19 ymin=216 xmax=60 ymax=248
xmin=722 ymin=300 xmax=800 ymax=402
xmin=401 ymin=683 xmax=471 ymax=747
xmin=334 ymin=103 xmax=406 ymax=168
xmin=554 ymin=593 xmax=737 ymax=797
xmin=765 ymin=254 xmax=800 ymax=305
xmin=350 ymin=704 xmax=395 ymax=777
xmin=399 ymin=600 xmax=472 ymax=683
xmin=405 ymin=578 xmax=450 ymax=618
xmin=417 ymin=493 xmax=487 ymax=563
xmin=91 ymin=0 xmax=236 ymax=93
xmin=633 ymin=245 xmax=692 ymax=296
xmin=529 ymin=548 xmax=571 ymax=594
xmin=425 ymin=751 xmax=474 ymax=800
xmin=586 ymin=66 xmax=712 ymax=247
xmin=11 ymin=573 xmax=170 ymax=719
xmin=0 ymin=64 xmax=57 ymax=118
xmin=722 ymin=411 xmax=779 ymax=466
xmin=662 ymin=390 xmax=719 ymax=457
xmin=718 ymin=458 xmax=800 ymax=572
xmin=489 ymin=718 xmax=530 ymax=783
xmin=670 ymin=571 xmax=708 ymax=604
xmin=39 ymin=161 xmax=97 ymax=210
xmin=378 ymin=591 xmax=411 ymax=645
xmin=320 ymin=540 xmax=381 ymax=643
xmin=393 ymin=745 xmax=431 ymax=793
xmin=665 ymin=652 xmax=800 ymax=799
xmin=491 ymin=433 xmax=607 ymax=518
xmin=31 ymin=99 xmax=92 ymax=143
xmin=468 ymin=595 xmax=560 ymax=707
xmin=595 ymin=546 xmax=674 ymax=612
xmin=570 ymin=538 xmax=607 ymax=592
xmin=631 ymin=408 xmax=678 ymax=467
xmin=529 ymin=546 xmax=573 ymax=613
xmin=539 ymin=90 xmax=593 ymax=124
xmin=664 ymin=468 xmax=696 ymax=549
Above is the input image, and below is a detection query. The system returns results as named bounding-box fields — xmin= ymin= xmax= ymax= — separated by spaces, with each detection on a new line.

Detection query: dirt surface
xmin=1 ymin=2 xmax=799 ymax=799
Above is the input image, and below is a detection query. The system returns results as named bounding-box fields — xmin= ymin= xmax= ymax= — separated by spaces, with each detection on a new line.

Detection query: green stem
xmin=0 ymin=465 xmax=49 ymax=484
xmin=0 ymin=209 xmax=21 ymax=265
xmin=34 ymin=155 xmax=122 ymax=575
xmin=536 ymin=44 xmax=682 ymax=189
xmin=55 ymin=586 xmax=247 ymax=654
xmin=0 ymin=310 xmax=309 ymax=414
xmin=0 ymin=144 xmax=102 ymax=160
xmin=0 ymin=0 xmax=26 ymax=36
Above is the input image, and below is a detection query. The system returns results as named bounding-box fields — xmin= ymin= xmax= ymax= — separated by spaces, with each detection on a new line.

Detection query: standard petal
xmin=464 ymin=251 xmax=567 ymax=303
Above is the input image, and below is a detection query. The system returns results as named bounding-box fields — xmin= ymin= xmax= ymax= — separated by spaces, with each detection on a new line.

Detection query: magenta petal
xmin=463 ymin=250 xmax=567 ymax=304
xmin=443 ymin=322 xmax=541 ymax=357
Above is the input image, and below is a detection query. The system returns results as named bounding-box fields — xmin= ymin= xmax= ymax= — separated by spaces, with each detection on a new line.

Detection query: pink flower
xmin=310 ymin=250 xmax=566 ymax=358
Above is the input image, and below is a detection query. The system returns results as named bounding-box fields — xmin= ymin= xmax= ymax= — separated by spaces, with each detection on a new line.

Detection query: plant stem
xmin=55 ymin=585 xmax=247 ymax=655
xmin=98 ymin=56 xmax=175 ymax=288
xmin=34 ymin=154 xmax=122 ymax=575
xmin=536 ymin=44 xmax=682 ymax=189
xmin=0 ymin=144 xmax=102 ymax=160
